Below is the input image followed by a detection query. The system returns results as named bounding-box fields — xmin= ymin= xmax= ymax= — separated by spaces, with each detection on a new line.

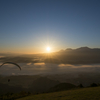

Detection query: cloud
xmin=27 ymin=63 xmax=32 ymax=65
xmin=12 ymin=73 xmax=15 ymax=75
xmin=0 ymin=56 xmax=4 ymax=58
xmin=0 ymin=63 xmax=100 ymax=75
xmin=58 ymin=64 xmax=73 ymax=67
xmin=34 ymin=63 xmax=45 ymax=66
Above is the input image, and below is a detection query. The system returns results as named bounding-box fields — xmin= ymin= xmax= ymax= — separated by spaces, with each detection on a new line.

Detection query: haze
xmin=1 ymin=0 xmax=100 ymax=96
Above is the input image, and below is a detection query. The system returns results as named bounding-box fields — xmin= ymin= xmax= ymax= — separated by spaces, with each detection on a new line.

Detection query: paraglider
xmin=0 ymin=62 xmax=21 ymax=70
xmin=0 ymin=62 xmax=21 ymax=82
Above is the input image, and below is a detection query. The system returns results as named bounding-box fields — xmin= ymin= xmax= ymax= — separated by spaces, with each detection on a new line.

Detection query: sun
xmin=46 ymin=47 xmax=51 ymax=52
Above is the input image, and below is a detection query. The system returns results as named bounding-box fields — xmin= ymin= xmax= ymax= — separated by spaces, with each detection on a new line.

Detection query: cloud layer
xmin=0 ymin=63 xmax=100 ymax=75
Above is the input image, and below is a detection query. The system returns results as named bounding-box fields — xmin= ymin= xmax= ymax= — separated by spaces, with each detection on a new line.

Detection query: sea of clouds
xmin=0 ymin=63 xmax=100 ymax=75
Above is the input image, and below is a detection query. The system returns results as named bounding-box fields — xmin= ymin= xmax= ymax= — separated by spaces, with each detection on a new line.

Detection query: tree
xmin=90 ymin=83 xmax=98 ymax=87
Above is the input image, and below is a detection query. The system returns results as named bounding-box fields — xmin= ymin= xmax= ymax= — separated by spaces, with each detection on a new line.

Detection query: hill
xmin=28 ymin=77 xmax=60 ymax=93
xmin=0 ymin=76 xmax=60 ymax=94
xmin=49 ymin=83 xmax=76 ymax=92
xmin=16 ymin=86 xmax=100 ymax=100
xmin=0 ymin=83 xmax=23 ymax=94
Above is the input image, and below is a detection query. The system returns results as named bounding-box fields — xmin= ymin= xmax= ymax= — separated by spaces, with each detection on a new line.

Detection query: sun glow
xmin=46 ymin=47 xmax=51 ymax=52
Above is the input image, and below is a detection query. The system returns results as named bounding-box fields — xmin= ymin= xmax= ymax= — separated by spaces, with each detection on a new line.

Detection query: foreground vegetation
xmin=16 ymin=86 xmax=100 ymax=100
xmin=0 ymin=91 xmax=31 ymax=100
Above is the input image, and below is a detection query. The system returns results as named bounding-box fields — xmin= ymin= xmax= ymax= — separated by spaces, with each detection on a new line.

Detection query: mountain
xmin=44 ymin=47 xmax=100 ymax=64
xmin=49 ymin=83 xmax=76 ymax=92
xmin=75 ymin=47 xmax=91 ymax=51
xmin=0 ymin=83 xmax=24 ymax=94
xmin=28 ymin=77 xmax=60 ymax=93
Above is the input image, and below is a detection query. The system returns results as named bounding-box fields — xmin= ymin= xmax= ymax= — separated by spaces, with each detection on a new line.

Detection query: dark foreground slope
xmin=16 ymin=86 xmax=100 ymax=100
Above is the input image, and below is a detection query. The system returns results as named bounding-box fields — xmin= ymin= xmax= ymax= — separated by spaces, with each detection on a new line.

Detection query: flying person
xmin=0 ymin=62 xmax=21 ymax=70
xmin=0 ymin=62 xmax=21 ymax=82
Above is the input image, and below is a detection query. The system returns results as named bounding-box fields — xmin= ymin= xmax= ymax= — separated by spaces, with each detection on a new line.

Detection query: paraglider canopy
xmin=0 ymin=62 xmax=21 ymax=70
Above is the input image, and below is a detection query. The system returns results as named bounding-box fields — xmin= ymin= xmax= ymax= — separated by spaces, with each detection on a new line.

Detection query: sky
xmin=0 ymin=0 xmax=100 ymax=54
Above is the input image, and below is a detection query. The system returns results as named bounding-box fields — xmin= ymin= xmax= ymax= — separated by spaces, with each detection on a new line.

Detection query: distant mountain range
xmin=0 ymin=47 xmax=100 ymax=64
xmin=44 ymin=47 xmax=100 ymax=64
xmin=59 ymin=46 xmax=100 ymax=52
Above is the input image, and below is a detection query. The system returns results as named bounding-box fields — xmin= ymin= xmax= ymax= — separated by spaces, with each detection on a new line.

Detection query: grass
xmin=0 ymin=91 xmax=31 ymax=100
xmin=16 ymin=86 xmax=100 ymax=100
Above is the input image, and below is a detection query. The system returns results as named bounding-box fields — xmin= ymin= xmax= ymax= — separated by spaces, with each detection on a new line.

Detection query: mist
xmin=0 ymin=63 xmax=100 ymax=75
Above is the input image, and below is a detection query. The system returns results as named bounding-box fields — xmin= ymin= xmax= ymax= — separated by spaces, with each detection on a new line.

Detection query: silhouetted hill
xmin=49 ymin=83 xmax=76 ymax=92
xmin=0 ymin=83 xmax=24 ymax=94
xmin=15 ymin=87 xmax=100 ymax=100
xmin=29 ymin=77 xmax=60 ymax=93
xmin=75 ymin=47 xmax=91 ymax=51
